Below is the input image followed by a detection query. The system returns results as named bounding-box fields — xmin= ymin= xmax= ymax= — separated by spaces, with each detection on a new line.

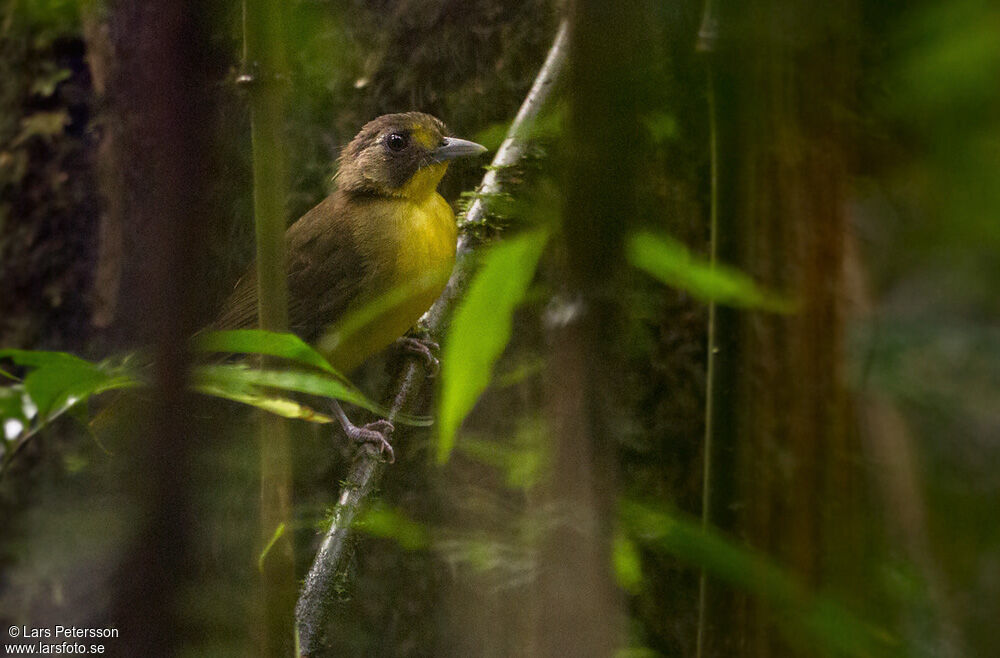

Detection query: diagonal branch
xmin=295 ymin=19 xmax=569 ymax=656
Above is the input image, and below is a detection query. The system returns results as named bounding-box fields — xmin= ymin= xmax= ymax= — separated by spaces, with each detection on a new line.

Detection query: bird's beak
xmin=430 ymin=137 xmax=488 ymax=163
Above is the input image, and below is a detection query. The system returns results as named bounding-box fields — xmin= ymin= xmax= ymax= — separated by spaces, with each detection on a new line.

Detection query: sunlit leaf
xmin=193 ymin=364 xmax=430 ymax=427
xmin=437 ymin=230 xmax=548 ymax=463
xmin=258 ymin=522 xmax=287 ymax=572
xmin=193 ymin=329 xmax=340 ymax=376
xmin=193 ymin=382 xmax=335 ymax=425
xmin=626 ymin=230 xmax=793 ymax=312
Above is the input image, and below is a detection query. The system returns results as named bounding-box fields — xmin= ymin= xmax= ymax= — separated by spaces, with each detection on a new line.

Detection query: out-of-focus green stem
xmin=696 ymin=60 xmax=718 ymax=658
xmin=243 ymin=3 xmax=289 ymax=331
xmin=242 ymin=0 xmax=294 ymax=654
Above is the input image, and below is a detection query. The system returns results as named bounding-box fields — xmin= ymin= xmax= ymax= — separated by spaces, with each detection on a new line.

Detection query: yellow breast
xmin=325 ymin=190 xmax=457 ymax=373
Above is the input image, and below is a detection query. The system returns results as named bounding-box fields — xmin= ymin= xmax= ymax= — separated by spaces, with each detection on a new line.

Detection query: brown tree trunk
xmin=700 ymin=2 xmax=867 ymax=656
xmin=84 ymin=3 xmax=225 ymax=653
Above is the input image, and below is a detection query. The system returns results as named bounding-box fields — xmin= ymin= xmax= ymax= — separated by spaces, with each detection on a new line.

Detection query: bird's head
xmin=336 ymin=112 xmax=487 ymax=200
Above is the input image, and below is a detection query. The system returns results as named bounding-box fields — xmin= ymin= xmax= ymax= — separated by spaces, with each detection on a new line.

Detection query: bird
xmin=216 ymin=112 xmax=487 ymax=461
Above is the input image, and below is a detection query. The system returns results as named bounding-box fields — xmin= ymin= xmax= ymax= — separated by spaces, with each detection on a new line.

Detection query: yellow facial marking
xmin=411 ymin=125 xmax=439 ymax=150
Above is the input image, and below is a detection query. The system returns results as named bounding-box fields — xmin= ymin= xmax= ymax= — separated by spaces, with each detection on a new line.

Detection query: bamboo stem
xmin=242 ymin=0 xmax=295 ymax=653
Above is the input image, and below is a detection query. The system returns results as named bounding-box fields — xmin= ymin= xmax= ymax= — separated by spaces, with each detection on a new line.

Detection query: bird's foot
xmin=342 ymin=418 xmax=395 ymax=463
xmin=396 ymin=335 xmax=440 ymax=377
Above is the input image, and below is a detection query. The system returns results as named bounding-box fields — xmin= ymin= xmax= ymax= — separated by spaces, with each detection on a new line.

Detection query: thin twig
xmin=696 ymin=0 xmax=719 ymax=653
xmin=294 ymin=20 xmax=569 ymax=656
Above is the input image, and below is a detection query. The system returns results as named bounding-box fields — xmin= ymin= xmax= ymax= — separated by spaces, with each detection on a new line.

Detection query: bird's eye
xmin=385 ymin=132 xmax=409 ymax=152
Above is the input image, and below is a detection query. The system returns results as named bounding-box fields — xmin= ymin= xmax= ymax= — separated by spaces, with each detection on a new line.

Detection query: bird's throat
xmin=400 ymin=162 xmax=449 ymax=201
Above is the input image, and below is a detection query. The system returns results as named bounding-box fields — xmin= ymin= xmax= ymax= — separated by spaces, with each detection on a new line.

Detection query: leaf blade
xmin=437 ymin=230 xmax=548 ymax=463
xmin=626 ymin=230 xmax=794 ymax=312
xmin=192 ymin=330 xmax=339 ymax=375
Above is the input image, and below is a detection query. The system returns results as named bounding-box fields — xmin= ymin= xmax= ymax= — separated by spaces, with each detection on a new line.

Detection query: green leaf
xmin=194 ymin=382 xmax=335 ymax=425
xmin=16 ymin=110 xmax=70 ymax=145
xmin=473 ymin=102 xmax=566 ymax=151
xmin=315 ymin=263 xmax=452 ymax=358
xmin=0 ymin=385 xmax=32 ymax=442
xmin=0 ymin=349 xmax=137 ymax=420
xmin=0 ymin=348 xmax=95 ymax=371
xmin=193 ymin=330 xmax=340 ymax=376
xmin=258 ymin=522 xmax=287 ymax=572
xmin=437 ymin=230 xmax=548 ymax=463
xmin=30 ymin=66 xmax=71 ymax=97
xmin=642 ymin=111 xmax=679 ymax=144
xmin=193 ymin=364 xmax=430 ymax=427
xmin=621 ymin=501 xmax=892 ymax=657
xmin=612 ymin=530 xmax=643 ymax=594
xmin=354 ymin=504 xmax=430 ymax=551
xmin=626 ymin=230 xmax=794 ymax=312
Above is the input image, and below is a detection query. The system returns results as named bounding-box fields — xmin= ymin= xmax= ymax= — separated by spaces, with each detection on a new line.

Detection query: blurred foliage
xmin=627 ymin=229 xmax=793 ymax=312
xmin=0 ymin=331 xmax=434 ymax=471
xmin=623 ymin=501 xmax=896 ymax=658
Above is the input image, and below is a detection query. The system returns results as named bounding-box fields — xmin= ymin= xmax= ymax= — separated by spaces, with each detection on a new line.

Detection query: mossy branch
xmin=294 ymin=19 xmax=569 ymax=656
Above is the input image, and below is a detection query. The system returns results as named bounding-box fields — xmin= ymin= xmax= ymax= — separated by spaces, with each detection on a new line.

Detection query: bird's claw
xmin=343 ymin=419 xmax=395 ymax=463
xmin=396 ymin=335 xmax=440 ymax=377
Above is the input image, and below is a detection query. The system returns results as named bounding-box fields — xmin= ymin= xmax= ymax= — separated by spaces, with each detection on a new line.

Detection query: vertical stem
xmin=695 ymin=4 xmax=744 ymax=654
xmin=242 ymin=0 xmax=294 ymax=653
xmin=696 ymin=59 xmax=719 ymax=658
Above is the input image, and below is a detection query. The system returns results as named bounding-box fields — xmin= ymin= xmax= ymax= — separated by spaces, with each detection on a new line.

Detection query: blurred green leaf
xmin=16 ymin=111 xmax=70 ymax=145
xmin=457 ymin=421 xmax=546 ymax=490
xmin=30 ymin=66 xmax=71 ymax=98
xmin=614 ymin=649 xmax=662 ymax=658
xmin=627 ymin=230 xmax=793 ymax=312
xmin=193 ymin=329 xmax=340 ymax=376
xmin=0 ymin=349 xmax=137 ymax=421
xmin=316 ymin=263 xmax=452 ymax=357
xmin=612 ymin=530 xmax=644 ymax=594
xmin=258 ymin=522 xmax=287 ymax=572
xmin=621 ymin=501 xmax=894 ymax=657
xmin=642 ymin=111 xmax=679 ymax=144
xmin=193 ymin=381 xmax=334 ymax=425
xmin=355 ymin=504 xmax=429 ymax=551
xmin=473 ymin=102 xmax=566 ymax=151
xmin=193 ymin=364 xmax=429 ymax=427
xmin=0 ymin=385 xmax=32 ymax=443
xmin=437 ymin=230 xmax=548 ymax=463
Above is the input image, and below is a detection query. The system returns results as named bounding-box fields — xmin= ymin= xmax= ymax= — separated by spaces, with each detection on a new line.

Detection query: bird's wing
xmin=214 ymin=194 xmax=371 ymax=342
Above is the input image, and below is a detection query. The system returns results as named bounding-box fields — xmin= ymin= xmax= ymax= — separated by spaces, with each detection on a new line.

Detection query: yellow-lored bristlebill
xmin=216 ymin=112 xmax=487 ymax=460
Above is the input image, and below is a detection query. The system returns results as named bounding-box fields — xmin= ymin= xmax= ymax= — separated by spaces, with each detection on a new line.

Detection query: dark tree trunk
xmin=86 ymin=2 xmax=226 ymax=654
xmin=700 ymin=2 xmax=867 ymax=656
